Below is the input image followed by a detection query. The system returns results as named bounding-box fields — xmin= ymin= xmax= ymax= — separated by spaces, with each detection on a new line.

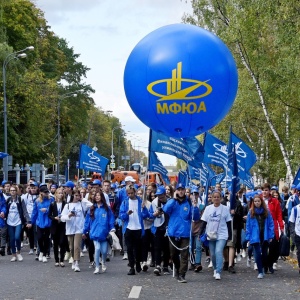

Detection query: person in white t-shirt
xmin=200 ymin=190 xmax=232 ymax=280
xmin=289 ymin=204 xmax=300 ymax=273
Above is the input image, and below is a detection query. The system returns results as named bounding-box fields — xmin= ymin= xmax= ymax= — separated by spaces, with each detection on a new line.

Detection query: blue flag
xmin=149 ymin=130 xmax=204 ymax=168
xmin=148 ymin=152 xmax=170 ymax=184
xmin=79 ymin=144 xmax=109 ymax=174
xmin=0 ymin=152 xmax=8 ymax=159
xmin=293 ymin=167 xmax=300 ymax=186
xmin=178 ymin=169 xmax=189 ymax=186
xmin=203 ymin=132 xmax=228 ymax=170
xmin=230 ymin=131 xmax=257 ymax=177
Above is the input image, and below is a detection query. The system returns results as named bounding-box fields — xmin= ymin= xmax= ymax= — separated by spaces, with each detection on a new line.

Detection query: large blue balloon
xmin=124 ymin=24 xmax=238 ymax=138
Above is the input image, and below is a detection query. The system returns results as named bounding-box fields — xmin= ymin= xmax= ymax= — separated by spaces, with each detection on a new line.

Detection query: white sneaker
xmin=237 ymin=254 xmax=242 ymax=262
xmin=39 ymin=253 xmax=43 ymax=262
xmin=122 ymin=252 xmax=128 ymax=260
xmin=11 ymin=256 xmax=17 ymax=262
xmin=247 ymin=258 xmax=251 ymax=268
xmin=82 ymin=246 xmax=87 ymax=253
xmin=208 ymin=261 xmax=213 ymax=268
xmin=215 ymin=273 xmax=221 ymax=280
xmin=254 ymin=263 xmax=258 ymax=270
xmin=42 ymin=256 xmax=47 ymax=263
xmin=213 ymin=270 xmax=217 ymax=278
xmin=69 ymin=257 xmax=74 ymax=264
xmin=64 ymin=252 xmax=70 ymax=261
xmin=71 ymin=262 xmax=76 ymax=270
xmin=28 ymin=249 xmax=34 ymax=255
xmin=242 ymin=249 xmax=246 ymax=258
xmin=94 ymin=267 xmax=100 ymax=274
xmin=102 ymin=263 xmax=107 ymax=272
xmin=17 ymin=254 xmax=23 ymax=261
xmin=257 ymin=273 xmax=264 ymax=279
xmin=74 ymin=265 xmax=80 ymax=272
xmin=21 ymin=242 xmax=23 ymax=248
xmin=80 ymin=251 xmax=84 ymax=257
xmin=273 ymin=263 xmax=277 ymax=270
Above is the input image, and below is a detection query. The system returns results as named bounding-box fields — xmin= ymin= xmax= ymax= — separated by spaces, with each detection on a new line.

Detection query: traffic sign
xmin=110 ymin=163 xmax=115 ymax=169
xmin=111 ymin=159 xmax=115 ymax=163
xmin=110 ymin=155 xmax=115 ymax=159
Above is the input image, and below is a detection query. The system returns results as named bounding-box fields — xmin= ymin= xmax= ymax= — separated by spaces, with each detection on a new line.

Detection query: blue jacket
xmin=83 ymin=204 xmax=115 ymax=242
xmin=119 ymin=197 xmax=149 ymax=236
xmin=31 ymin=197 xmax=52 ymax=228
xmin=0 ymin=193 xmax=6 ymax=228
xmin=163 ymin=197 xmax=200 ymax=238
xmin=245 ymin=211 xmax=274 ymax=244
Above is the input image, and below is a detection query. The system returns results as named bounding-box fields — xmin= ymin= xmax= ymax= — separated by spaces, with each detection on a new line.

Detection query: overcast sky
xmin=34 ymin=0 xmax=194 ymax=166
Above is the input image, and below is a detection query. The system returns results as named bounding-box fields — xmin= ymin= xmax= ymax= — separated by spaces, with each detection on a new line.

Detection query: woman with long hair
xmin=83 ymin=191 xmax=115 ymax=274
xmin=246 ymin=195 xmax=274 ymax=279
xmin=31 ymin=186 xmax=52 ymax=263
xmin=48 ymin=187 xmax=67 ymax=267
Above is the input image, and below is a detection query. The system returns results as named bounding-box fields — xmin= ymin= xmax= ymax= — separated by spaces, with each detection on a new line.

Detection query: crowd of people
xmin=0 ymin=176 xmax=299 ymax=283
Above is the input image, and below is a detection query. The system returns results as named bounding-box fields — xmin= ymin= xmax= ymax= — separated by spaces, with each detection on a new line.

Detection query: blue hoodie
xmin=31 ymin=197 xmax=52 ymax=228
xmin=119 ymin=197 xmax=149 ymax=236
xmin=83 ymin=204 xmax=115 ymax=242
xmin=246 ymin=211 xmax=274 ymax=244
xmin=163 ymin=197 xmax=200 ymax=238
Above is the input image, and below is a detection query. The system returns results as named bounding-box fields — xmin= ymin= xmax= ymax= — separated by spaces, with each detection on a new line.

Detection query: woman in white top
xmin=61 ymin=188 xmax=92 ymax=272
xmin=200 ymin=190 xmax=232 ymax=280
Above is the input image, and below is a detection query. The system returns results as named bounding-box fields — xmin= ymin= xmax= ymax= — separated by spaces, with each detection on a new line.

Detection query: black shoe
xmin=194 ymin=265 xmax=203 ymax=272
xmin=136 ymin=263 xmax=142 ymax=273
xmin=228 ymin=266 xmax=236 ymax=273
xmin=142 ymin=263 xmax=148 ymax=272
xmin=163 ymin=267 xmax=170 ymax=275
xmin=106 ymin=257 xmax=110 ymax=262
xmin=269 ymin=266 xmax=274 ymax=274
xmin=153 ymin=266 xmax=161 ymax=276
xmin=0 ymin=248 xmax=5 ymax=256
xmin=223 ymin=262 xmax=229 ymax=271
xmin=178 ymin=275 xmax=187 ymax=283
xmin=127 ymin=268 xmax=135 ymax=275
xmin=291 ymin=245 xmax=295 ymax=252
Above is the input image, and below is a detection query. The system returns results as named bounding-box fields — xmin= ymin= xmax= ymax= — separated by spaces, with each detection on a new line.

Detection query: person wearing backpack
xmin=289 ymin=202 xmax=300 ymax=274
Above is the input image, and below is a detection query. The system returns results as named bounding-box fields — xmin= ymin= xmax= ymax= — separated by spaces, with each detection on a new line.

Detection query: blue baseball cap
xmin=155 ymin=186 xmax=166 ymax=195
xmin=1 ymin=180 xmax=8 ymax=186
xmin=91 ymin=179 xmax=102 ymax=186
xmin=271 ymin=186 xmax=278 ymax=191
xmin=176 ymin=183 xmax=185 ymax=190
xmin=30 ymin=181 xmax=38 ymax=187
xmin=62 ymin=181 xmax=75 ymax=188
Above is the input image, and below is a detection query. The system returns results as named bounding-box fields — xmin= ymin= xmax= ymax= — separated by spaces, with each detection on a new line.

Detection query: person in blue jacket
xmin=83 ymin=191 xmax=115 ymax=274
xmin=119 ymin=184 xmax=149 ymax=275
xmin=163 ymin=183 xmax=200 ymax=283
xmin=0 ymin=191 xmax=7 ymax=256
xmin=31 ymin=186 xmax=52 ymax=263
xmin=246 ymin=195 xmax=274 ymax=279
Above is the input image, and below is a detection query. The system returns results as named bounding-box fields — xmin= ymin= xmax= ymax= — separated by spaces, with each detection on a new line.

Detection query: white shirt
xmin=127 ymin=199 xmax=141 ymax=230
xmin=7 ymin=201 xmax=21 ymax=226
xmin=289 ymin=205 xmax=300 ymax=236
xmin=201 ymin=204 xmax=231 ymax=240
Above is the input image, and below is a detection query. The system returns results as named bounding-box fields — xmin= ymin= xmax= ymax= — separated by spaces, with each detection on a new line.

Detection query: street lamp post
xmin=2 ymin=46 xmax=34 ymax=180
xmin=56 ymin=92 xmax=78 ymax=184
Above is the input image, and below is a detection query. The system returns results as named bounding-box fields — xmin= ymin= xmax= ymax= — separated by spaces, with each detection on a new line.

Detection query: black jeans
xmin=37 ymin=227 xmax=50 ymax=256
xmin=153 ymin=228 xmax=170 ymax=267
xmin=169 ymin=237 xmax=189 ymax=276
xmin=294 ymin=234 xmax=300 ymax=268
xmin=125 ymin=228 xmax=142 ymax=268
xmin=52 ymin=229 xmax=67 ymax=263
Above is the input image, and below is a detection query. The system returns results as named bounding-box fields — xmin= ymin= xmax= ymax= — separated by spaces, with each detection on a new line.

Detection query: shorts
xmin=226 ymin=229 xmax=237 ymax=247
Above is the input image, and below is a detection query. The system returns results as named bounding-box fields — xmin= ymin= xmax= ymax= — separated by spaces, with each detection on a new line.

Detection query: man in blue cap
xmin=149 ymin=186 xmax=170 ymax=276
xmin=163 ymin=183 xmax=200 ymax=283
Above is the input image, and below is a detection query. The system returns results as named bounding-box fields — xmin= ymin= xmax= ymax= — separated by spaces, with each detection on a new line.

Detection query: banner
xmin=148 ymin=152 xmax=170 ymax=184
xmin=79 ymin=144 xmax=109 ymax=174
xmin=230 ymin=131 xmax=257 ymax=177
xmin=241 ymin=173 xmax=255 ymax=190
xmin=228 ymin=143 xmax=239 ymax=210
xmin=178 ymin=169 xmax=189 ymax=186
xmin=293 ymin=167 xmax=300 ymax=186
xmin=149 ymin=130 xmax=204 ymax=168
xmin=188 ymin=163 xmax=215 ymax=187
xmin=202 ymin=132 xmax=228 ymax=170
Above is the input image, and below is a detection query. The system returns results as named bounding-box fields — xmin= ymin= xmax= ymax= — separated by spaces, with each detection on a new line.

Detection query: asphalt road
xmin=1 ymin=245 xmax=299 ymax=300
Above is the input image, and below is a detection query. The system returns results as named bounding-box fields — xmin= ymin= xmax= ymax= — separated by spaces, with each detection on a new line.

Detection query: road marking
xmin=128 ymin=286 xmax=142 ymax=299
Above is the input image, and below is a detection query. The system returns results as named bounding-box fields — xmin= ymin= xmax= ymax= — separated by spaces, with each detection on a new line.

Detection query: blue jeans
xmin=209 ymin=239 xmax=227 ymax=274
xmin=7 ymin=224 xmax=22 ymax=254
xmin=190 ymin=235 xmax=203 ymax=265
xmin=252 ymin=242 xmax=269 ymax=274
xmin=93 ymin=240 xmax=108 ymax=268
